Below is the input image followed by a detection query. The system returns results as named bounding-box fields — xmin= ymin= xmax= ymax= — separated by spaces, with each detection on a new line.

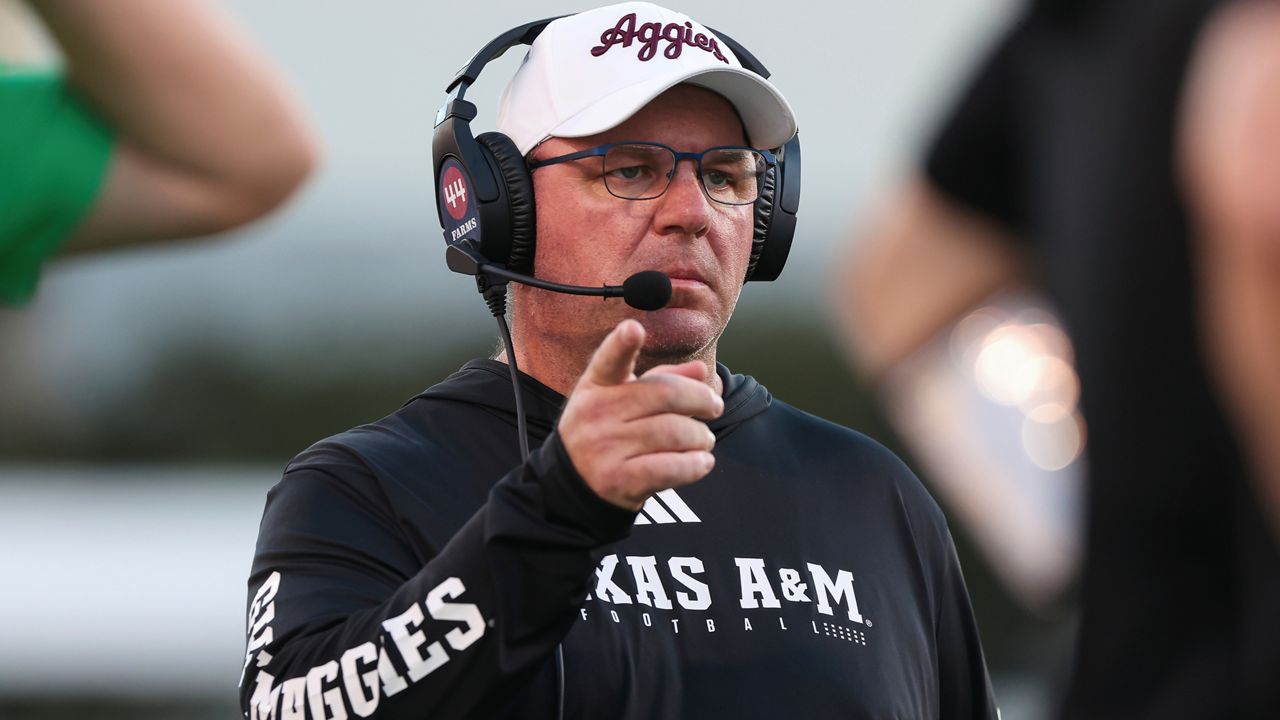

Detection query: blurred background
xmin=0 ymin=0 xmax=1081 ymax=717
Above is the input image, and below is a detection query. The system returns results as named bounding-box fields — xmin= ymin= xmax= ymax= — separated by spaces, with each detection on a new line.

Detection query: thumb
xmin=582 ymin=320 xmax=645 ymax=387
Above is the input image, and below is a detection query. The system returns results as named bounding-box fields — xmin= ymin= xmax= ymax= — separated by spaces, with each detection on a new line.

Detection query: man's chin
xmin=635 ymin=310 xmax=722 ymax=366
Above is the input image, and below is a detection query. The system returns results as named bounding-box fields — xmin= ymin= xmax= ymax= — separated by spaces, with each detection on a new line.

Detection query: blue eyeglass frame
xmin=526 ymin=141 xmax=777 ymax=205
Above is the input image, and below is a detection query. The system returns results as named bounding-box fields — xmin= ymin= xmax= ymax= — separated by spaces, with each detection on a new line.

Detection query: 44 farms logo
xmin=440 ymin=162 xmax=478 ymax=243
xmin=442 ymin=166 xmax=468 ymax=220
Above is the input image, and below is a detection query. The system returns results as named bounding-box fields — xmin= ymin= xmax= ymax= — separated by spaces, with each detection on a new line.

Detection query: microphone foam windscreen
xmin=622 ymin=271 xmax=672 ymax=311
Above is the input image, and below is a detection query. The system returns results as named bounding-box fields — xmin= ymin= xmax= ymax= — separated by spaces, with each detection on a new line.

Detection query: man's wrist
xmin=531 ymin=431 xmax=638 ymax=543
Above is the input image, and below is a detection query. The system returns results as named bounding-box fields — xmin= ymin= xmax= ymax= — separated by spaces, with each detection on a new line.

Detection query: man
xmin=0 ymin=0 xmax=316 ymax=305
xmin=832 ymin=0 xmax=1280 ymax=717
xmin=241 ymin=4 xmax=998 ymax=718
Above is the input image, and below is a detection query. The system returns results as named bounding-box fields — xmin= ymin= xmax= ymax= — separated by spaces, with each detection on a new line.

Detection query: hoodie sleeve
xmin=238 ymin=432 xmax=636 ymax=719
xmin=872 ymin=438 xmax=1000 ymax=720
xmin=933 ymin=527 xmax=1001 ymax=720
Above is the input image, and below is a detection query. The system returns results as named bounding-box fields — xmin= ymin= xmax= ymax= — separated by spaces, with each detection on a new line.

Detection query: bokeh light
xmin=956 ymin=309 xmax=1087 ymax=470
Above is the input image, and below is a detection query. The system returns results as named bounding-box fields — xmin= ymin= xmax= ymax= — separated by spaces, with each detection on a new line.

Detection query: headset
xmin=431 ymin=15 xmax=801 ymax=286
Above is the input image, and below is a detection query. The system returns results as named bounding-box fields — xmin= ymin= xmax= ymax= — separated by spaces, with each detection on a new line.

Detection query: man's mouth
xmin=661 ymin=268 xmax=711 ymax=289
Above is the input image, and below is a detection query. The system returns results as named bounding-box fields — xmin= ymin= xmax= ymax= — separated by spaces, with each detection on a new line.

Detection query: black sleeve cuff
xmin=527 ymin=431 xmax=638 ymax=545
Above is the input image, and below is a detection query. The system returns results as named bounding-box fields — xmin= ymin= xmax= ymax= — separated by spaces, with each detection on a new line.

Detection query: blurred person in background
xmin=240 ymin=3 xmax=999 ymax=718
xmin=0 ymin=0 xmax=317 ymax=306
xmin=831 ymin=0 xmax=1280 ymax=717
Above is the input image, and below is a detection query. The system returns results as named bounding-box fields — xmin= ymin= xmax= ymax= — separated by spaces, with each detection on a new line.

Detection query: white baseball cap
xmin=495 ymin=2 xmax=797 ymax=156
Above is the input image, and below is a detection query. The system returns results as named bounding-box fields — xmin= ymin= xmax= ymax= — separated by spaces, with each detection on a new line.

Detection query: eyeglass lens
xmin=601 ymin=144 xmax=766 ymax=205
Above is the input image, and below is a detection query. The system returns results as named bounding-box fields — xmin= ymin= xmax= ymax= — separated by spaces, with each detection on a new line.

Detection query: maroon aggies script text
xmin=591 ymin=12 xmax=729 ymax=63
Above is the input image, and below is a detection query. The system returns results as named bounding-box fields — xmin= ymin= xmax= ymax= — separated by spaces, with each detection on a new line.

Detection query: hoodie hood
xmin=413 ymin=359 xmax=772 ymax=439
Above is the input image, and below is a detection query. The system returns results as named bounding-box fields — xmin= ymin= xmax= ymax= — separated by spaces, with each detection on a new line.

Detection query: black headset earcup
xmin=745 ymin=166 xmax=776 ymax=282
xmin=476 ymin=132 xmax=537 ymax=274
xmin=747 ymin=135 xmax=800 ymax=282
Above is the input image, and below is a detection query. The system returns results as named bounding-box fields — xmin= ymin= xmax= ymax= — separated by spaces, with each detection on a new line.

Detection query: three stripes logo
xmin=635 ymin=489 xmax=701 ymax=525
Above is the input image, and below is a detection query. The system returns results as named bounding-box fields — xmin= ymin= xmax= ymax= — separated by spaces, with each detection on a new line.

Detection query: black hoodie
xmin=240 ymin=360 xmax=998 ymax=719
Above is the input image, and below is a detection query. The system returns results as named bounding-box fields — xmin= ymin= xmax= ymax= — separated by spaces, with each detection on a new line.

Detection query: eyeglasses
xmin=527 ymin=141 xmax=775 ymax=206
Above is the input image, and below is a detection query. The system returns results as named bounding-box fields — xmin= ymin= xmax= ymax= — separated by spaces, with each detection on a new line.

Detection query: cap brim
xmin=545 ymin=66 xmax=797 ymax=151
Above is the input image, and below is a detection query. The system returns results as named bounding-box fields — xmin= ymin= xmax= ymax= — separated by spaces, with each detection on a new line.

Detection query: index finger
xmin=582 ymin=320 xmax=645 ymax=388
xmin=632 ymin=372 xmax=725 ymax=420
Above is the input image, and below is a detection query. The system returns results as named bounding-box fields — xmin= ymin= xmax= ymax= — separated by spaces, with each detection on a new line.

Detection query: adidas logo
xmin=635 ymin=489 xmax=701 ymax=525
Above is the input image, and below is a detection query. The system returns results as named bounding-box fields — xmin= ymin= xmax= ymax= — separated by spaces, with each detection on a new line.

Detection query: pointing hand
xmin=558 ymin=320 xmax=725 ymax=510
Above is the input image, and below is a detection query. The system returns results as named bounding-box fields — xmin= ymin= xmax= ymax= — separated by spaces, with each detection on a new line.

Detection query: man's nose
xmin=656 ymin=159 xmax=712 ymax=236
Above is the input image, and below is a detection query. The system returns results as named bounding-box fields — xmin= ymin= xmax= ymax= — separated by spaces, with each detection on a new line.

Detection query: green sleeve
xmin=0 ymin=66 xmax=114 ymax=305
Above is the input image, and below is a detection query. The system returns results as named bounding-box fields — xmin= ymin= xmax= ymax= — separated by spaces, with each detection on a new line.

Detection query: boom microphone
xmin=446 ymin=241 xmax=672 ymax=311
xmin=620 ymin=271 xmax=672 ymax=311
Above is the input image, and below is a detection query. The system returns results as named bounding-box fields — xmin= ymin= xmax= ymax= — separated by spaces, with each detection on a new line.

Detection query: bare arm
xmin=29 ymin=0 xmax=318 ymax=253
xmin=829 ymin=176 xmax=1028 ymax=380
xmin=1180 ymin=0 xmax=1280 ymax=539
